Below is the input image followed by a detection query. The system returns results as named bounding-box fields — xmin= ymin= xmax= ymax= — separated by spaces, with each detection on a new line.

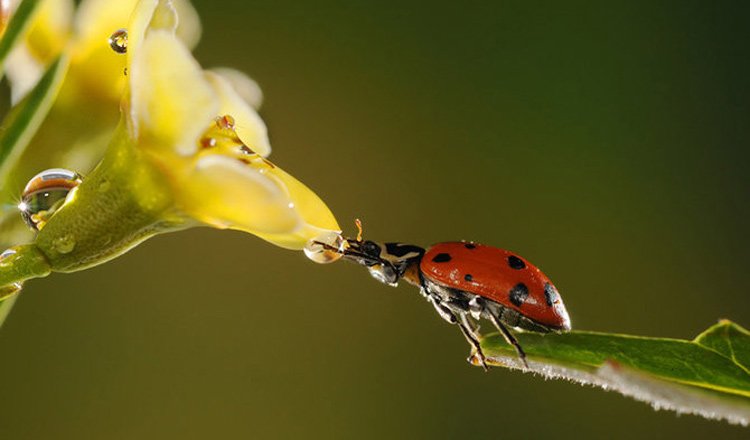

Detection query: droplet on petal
xmin=19 ymin=169 xmax=82 ymax=231
xmin=197 ymin=116 xmax=275 ymax=169
xmin=200 ymin=136 xmax=217 ymax=148
xmin=108 ymin=28 xmax=128 ymax=54
xmin=216 ymin=114 xmax=236 ymax=130
xmin=304 ymin=231 xmax=346 ymax=264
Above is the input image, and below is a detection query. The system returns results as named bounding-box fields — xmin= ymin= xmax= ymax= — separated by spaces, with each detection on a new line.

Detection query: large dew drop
xmin=19 ymin=168 xmax=82 ymax=231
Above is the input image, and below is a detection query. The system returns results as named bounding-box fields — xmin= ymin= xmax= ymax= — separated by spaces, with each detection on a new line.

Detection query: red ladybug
xmin=330 ymin=235 xmax=571 ymax=369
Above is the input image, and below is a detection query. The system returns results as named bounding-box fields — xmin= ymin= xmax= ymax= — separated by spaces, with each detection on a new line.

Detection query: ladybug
xmin=318 ymin=229 xmax=571 ymax=369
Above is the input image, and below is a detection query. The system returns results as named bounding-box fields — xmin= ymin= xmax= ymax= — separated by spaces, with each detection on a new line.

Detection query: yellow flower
xmin=3 ymin=0 xmax=338 ymax=252
xmin=1 ymin=0 xmax=206 ymax=242
xmin=0 ymin=0 xmax=344 ymax=333
xmin=120 ymin=0 xmax=339 ymax=249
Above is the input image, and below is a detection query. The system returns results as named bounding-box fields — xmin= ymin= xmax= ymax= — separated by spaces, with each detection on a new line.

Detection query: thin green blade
xmin=0 ymin=54 xmax=69 ymax=181
xmin=0 ymin=0 xmax=42 ymax=76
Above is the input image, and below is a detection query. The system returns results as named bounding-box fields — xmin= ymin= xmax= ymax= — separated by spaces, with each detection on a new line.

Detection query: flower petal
xmin=204 ymin=70 xmax=270 ymax=157
xmin=172 ymin=0 xmax=201 ymax=50
xmin=5 ymin=0 xmax=73 ymax=103
xmin=252 ymin=166 xmax=340 ymax=249
xmin=179 ymin=154 xmax=299 ymax=234
xmin=209 ymin=67 xmax=264 ymax=110
xmin=25 ymin=0 xmax=73 ymax=62
xmin=129 ymin=28 xmax=217 ymax=154
xmin=177 ymin=154 xmax=339 ymax=249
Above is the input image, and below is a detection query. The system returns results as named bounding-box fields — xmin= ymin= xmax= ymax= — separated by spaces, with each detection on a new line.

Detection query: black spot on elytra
xmin=464 ymin=274 xmax=473 ymax=282
xmin=464 ymin=243 xmax=476 ymax=249
xmin=544 ymin=283 xmax=558 ymax=306
xmin=509 ymin=283 xmax=529 ymax=307
xmin=508 ymin=255 xmax=526 ymax=270
xmin=432 ymin=253 xmax=452 ymax=263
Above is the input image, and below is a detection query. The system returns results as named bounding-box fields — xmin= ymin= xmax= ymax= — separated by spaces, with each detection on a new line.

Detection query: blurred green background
xmin=2 ymin=0 xmax=749 ymax=438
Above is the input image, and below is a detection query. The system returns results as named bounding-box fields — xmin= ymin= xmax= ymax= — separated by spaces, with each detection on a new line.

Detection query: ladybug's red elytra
xmin=321 ymin=233 xmax=571 ymax=369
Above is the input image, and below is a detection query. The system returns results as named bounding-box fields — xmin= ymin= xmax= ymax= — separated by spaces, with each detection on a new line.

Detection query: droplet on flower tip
xmin=108 ymin=28 xmax=128 ymax=54
xmin=304 ymin=232 xmax=346 ymax=264
xmin=19 ymin=168 xmax=82 ymax=231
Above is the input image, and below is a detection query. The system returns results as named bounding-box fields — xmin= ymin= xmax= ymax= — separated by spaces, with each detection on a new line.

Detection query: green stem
xmin=33 ymin=122 xmax=190 ymax=272
xmin=0 ymin=243 xmax=51 ymax=288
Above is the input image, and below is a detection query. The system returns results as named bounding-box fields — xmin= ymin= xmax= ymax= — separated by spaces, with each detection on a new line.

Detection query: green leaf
xmin=480 ymin=320 xmax=750 ymax=426
xmin=0 ymin=0 xmax=41 ymax=76
xmin=0 ymin=54 xmax=69 ymax=181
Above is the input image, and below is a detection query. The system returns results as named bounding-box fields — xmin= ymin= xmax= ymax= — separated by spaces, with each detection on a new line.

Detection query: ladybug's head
xmin=342 ymin=239 xmax=424 ymax=287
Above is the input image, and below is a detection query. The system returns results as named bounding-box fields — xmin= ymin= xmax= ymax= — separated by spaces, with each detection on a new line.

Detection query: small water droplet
xmin=0 ymin=248 xmax=22 ymax=296
xmin=108 ymin=28 xmax=128 ymax=54
xmin=52 ymin=234 xmax=76 ymax=254
xmin=304 ymin=231 xmax=346 ymax=264
xmin=200 ymin=136 xmax=217 ymax=148
xmin=216 ymin=114 xmax=236 ymax=130
xmin=19 ymin=168 xmax=82 ymax=231
xmin=0 ymin=248 xmax=16 ymax=267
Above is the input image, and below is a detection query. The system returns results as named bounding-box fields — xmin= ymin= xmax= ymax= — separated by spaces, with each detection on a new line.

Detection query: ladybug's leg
xmin=425 ymin=293 xmax=488 ymax=370
xmin=426 ymin=293 xmax=458 ymax=324
xmin=487 ymin=311 xmax=529 ymax=369
xmin=453 ymin=312 xmax=489 ymax=371
xmin=458 ymin=312 xmax=480 ymax=335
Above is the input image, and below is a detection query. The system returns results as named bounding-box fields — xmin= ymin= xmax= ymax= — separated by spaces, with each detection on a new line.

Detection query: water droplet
xmin=108 ymin=28 xmax=128 ymax=54
xmin=216 ymin=114 xmax=236 ymax=130
xmin=304 ymin=231 xmax=346 ymax=264
xmin=0 ymin=248 xmax=16 ymax=267
xmin=200 ymin=136 xmax=217 ymax=148
xmin=52 ymin=234 xmax=76 ymax=254
xmin=0 ymin=249 xmax=22 ymax=298
xmin=239 ymin=145 xmax=254 ymax=155
xmin=19 ymin=168 xmax=82 ymax=231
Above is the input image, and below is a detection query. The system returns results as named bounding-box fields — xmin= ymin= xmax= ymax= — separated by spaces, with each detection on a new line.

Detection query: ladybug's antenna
xmin=354 ymin=218 xmax=364 ymax=242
